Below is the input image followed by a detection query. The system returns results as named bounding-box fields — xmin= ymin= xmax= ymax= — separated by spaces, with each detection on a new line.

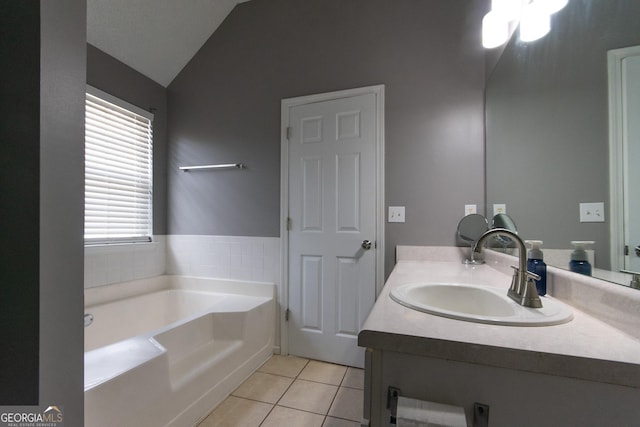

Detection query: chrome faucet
xmin=622 ymin=270 xmax=640 ymax=289
xmin=471 ymin=228 xmax=543 ymax=308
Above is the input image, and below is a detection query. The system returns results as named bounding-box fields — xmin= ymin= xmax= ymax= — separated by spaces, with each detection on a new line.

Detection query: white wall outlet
xmin=580 ymin=202 xmax=605 ymax=222
xmin=493 ymin=204 xmax=506 ymax=216
xmin=465 ymin=204 xmax=477 ymax=215
xmin=388 ymin=206 xmax=405 ymax=223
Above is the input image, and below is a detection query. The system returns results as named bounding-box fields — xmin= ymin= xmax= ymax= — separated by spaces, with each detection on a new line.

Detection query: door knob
xmin=361 ymin=240 xmax=372 ymax=250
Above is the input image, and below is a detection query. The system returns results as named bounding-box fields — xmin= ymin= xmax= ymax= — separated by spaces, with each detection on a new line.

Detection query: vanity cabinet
xmin=359 ymin=246 xmax=640 ymax=426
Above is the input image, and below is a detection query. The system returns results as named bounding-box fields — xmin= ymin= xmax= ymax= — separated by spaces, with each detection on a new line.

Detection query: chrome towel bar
xmin=179 ymin=163 xmax=245 ymax=171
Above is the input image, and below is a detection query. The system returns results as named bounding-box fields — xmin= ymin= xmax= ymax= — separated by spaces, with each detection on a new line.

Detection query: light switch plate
xmin=388 ymin=206 xmax=405 ymax=223
xmin=465 ymin=204 xmax=477 ymax=215
xmin=493 ymin=204 xmax=506 ymax=216
xmin=580 ymin=202 xmax=605 ymax=222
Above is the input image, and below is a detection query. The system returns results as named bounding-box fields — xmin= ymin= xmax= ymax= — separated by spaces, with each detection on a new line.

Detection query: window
xmin=84 ymin=86 xmax=153 ymax=244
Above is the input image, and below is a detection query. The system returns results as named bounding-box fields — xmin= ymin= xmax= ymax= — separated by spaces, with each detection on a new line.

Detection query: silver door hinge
xmin=286 ymin=126 xmax=293 ymax=140
xmin=285 ymin=308 xmax=290 ymax=321
xmin=286 ymin=217 xmax=292 ymax=231
xmin=625 ymin=245 xmax=629 ymax=256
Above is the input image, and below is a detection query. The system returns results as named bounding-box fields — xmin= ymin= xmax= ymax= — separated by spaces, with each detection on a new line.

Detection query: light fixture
xmin=482 ymin=11 xmax=510 ymax=48
xmin=481 ymin=0 xmax=569 ymax=48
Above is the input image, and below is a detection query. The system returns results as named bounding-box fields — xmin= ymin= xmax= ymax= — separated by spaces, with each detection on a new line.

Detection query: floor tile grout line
xmin=325 ymin=414 xmax=363 ymax=424
xmin=258 ymin=358 xmax=311 ymax=426
xmin=337 ymin=366 xmax=349 ymax=387
xmin=339 ymin=384 xmax=364 ymax=391
xmin=322 ymin=367 xmax=350 ymax=420
xmin=277 ymin=401 xmax=334 ymax=417
xmin=291 ymin=376 xmax=345 ymax=387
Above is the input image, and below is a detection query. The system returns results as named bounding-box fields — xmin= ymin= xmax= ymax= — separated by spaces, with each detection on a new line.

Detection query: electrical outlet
xmin=493 ymin=204 xmax=506 ymax=216
xmin=388 ymin=206 xmax=405 ymax=223
xmin=580 ymin=202 xmax=605 ymax=222
xmin=465 ymin=204 xmax=477 ymax=215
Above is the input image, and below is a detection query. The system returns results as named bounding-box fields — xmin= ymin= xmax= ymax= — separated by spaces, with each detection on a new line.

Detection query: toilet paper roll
xmin=396 ymin=396 xmax=467 ymax=427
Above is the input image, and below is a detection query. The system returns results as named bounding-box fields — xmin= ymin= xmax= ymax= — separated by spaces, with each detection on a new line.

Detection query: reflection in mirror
xmin=485 ymin=0 xmax=640 ymax=286
xmin=609 ymin=45 xmax=640 ymax=275
xmin=457 ymin=214 xmax=489 ymax=245
xmin=457 ymin=214 xmax=489 ymax=265
xmin=491 ymin=213 xmax=517 ymax=232
xmin=491 ymin=213 xmax=518 ymax=248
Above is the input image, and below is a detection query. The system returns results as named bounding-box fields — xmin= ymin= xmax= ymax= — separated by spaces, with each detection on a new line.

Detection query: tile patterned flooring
xmin=198 ymin=355 xmax=364 ymax=427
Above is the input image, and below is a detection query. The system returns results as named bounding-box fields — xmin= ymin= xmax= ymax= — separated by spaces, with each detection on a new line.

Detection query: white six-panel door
xmin=285 ymin=91 xmax=378 ymax=368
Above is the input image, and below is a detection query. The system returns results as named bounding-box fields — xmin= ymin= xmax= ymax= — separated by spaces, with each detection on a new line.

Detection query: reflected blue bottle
xmin=569 ymin=241 xmax=593 ymax=276
xmin=525 ymin=240 xmax=547 ymax=296
xmin=569 ymin=260 xmax=591 ymax=276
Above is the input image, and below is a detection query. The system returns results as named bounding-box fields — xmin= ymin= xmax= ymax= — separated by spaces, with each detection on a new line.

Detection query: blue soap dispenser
xmin=525 ymin=240 xmax=547 ymax=296
xmin=569 ymin=241 xmax=594 ymax=276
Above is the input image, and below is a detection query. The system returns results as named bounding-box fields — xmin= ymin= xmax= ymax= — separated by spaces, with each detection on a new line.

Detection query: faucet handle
xmin=511 ymin=265 xmax=540 ymax=281
xmin=508 ymin=266 xmax=541 ymax=301
xmin=525 ymin=270 xmax=541 ymax=281
xmin=508 ymin=266 xmax=521 ymax=296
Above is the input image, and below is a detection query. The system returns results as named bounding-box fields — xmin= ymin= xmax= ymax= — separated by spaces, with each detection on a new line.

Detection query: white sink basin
xmin=390 ymin=283 xmax=573 ymax=326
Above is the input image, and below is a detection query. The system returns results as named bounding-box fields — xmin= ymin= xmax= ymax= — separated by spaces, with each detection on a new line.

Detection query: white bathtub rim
xmin=85 ymin=274 xmax=275 ymax=307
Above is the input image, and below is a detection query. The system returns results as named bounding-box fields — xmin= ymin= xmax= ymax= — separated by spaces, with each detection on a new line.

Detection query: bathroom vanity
xmin=358 ymin=246 xmax=640 ymax=427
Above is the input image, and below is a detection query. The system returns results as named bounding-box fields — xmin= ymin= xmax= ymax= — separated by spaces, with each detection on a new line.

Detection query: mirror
xmin=485 ymin=0 xmax=640 ymax=286
xmin=457 ymin=214 xmax=489 ymax=245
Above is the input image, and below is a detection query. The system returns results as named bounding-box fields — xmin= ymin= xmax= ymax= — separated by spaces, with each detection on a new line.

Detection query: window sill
xmin=84 ymin=238 xmax=163 ymax=254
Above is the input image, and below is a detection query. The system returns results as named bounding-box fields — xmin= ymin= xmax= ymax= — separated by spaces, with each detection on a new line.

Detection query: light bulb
xmin=520 ymin=2 xmax=551 ymax=42
xmin=482 ymin=11 xmax=510 ymax=48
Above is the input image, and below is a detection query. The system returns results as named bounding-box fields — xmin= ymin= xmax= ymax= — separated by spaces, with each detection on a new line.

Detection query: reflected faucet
xmin=622 ymin=270 xmax=640 ymax=289
xmin=471 ymin=228 xmax=543 ymax=308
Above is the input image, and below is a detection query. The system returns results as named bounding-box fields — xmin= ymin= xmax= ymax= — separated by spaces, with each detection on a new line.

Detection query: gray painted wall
xmin=1 ymin=2 xmax=85 ymax=419
xmin=87 ymin=44 xmax=168 ymax=235
xmin=168 ymin=0 xmax=488 ymax=276
xmin=0 ymin=1 xmax=40 ymax=404
xmin=485 ymin=0 xmax=640 ymax=270
xmin=39 ymin=0 xmax=86 ymax=423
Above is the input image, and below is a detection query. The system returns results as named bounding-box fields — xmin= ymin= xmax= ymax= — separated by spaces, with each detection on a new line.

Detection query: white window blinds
xmin=84 ymin=86 xmax=153 ymax=244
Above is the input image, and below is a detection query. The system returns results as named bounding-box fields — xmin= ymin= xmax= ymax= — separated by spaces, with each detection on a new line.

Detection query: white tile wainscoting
xmin=166 ymin=235 xmax=280 ymax=284
xmin=84 ymin=236 xmax=166 ymax=288
xmin=84 ymin=235 xmax=280 ymax=288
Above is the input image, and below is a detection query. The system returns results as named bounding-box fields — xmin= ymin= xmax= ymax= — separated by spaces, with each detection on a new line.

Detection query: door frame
xmin=609 ymin=46 xmax=640 ymax=272
xmin=279 ymin=85 xmax=385 ymax=356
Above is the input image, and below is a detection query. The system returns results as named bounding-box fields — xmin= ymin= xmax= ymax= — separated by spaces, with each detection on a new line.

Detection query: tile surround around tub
xmin=84 ymin=235 xmax=281 ymax=288
xmin=166 ymin=235 xmax=280 ymax=284
xmin=84 ymin=236 xmax=166 ymax=288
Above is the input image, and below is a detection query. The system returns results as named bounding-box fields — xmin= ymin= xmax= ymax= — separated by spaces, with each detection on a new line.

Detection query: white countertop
xmin=358 ymin=247 xmax=640 ymax=388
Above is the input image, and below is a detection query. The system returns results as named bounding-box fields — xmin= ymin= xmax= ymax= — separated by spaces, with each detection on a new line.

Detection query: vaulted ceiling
xmin=87 ymin=0 xmax=251 ymax=87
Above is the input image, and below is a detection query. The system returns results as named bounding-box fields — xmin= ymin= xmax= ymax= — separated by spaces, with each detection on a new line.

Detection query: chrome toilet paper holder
xmin=387 ymin=386 xmax=401 ymax=423
xmin=386 ymin=386 xmax=489 ymax=427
